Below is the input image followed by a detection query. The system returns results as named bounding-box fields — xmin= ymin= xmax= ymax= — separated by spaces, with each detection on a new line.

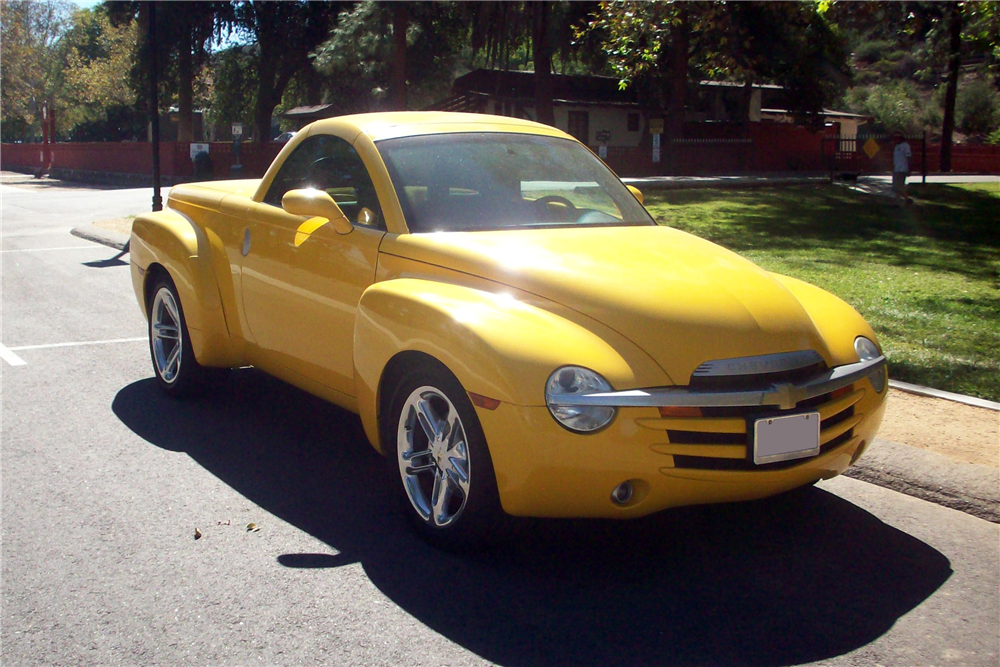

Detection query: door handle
xmin=241 ymin=228 xmax=251 ymax=257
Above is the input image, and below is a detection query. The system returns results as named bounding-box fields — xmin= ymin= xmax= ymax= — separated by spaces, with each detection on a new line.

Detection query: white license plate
xmin=753 ymin=412 xmax=821 ymax=465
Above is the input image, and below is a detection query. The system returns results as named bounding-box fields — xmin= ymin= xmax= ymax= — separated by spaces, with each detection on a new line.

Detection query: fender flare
xmin=130 ymin=210 xmax=240 ymax=368
xmin=352 ymin=278 xmax=664 ymax=454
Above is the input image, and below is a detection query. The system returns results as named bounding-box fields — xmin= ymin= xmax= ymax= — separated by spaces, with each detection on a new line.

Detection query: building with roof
xmin=426 ymin=69 xmax=872 ymax=175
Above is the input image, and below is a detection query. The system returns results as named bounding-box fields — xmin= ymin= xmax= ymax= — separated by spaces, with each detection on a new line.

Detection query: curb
xmin=847 ymin=438 xmax=999 ymax=524
xmin=889 ymin=379 xmax=1000 ymax=411
xmin=71 ymin=224 xmax=129 ymax=251
xmin=622 ymin=174 xmax=828 ymax=190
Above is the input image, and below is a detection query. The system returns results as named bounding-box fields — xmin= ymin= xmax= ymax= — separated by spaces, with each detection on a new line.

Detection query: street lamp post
xmin=148 ymin=2 xmax=162 ymax=212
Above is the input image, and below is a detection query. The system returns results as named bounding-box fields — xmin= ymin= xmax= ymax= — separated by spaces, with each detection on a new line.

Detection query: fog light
xmin=611 ymin=481 xmax=633 ymax=505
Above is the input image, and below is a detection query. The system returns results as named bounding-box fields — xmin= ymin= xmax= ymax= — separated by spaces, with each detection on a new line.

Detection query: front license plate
xmin=753 ymin=412 xmax=821 ymax=465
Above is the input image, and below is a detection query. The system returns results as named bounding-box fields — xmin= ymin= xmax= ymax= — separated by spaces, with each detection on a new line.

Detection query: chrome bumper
xmin=547 ymin=356 xmax=886 ymax=411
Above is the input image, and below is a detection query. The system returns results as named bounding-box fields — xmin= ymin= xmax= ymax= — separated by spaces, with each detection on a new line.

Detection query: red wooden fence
xmin=1 ymin=131 xmax=996 ymax=182
xmin=0 ymin=141 xmax=283 ymax=183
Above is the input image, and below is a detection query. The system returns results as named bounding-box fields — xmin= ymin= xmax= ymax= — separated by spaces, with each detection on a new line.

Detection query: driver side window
xmin=264 ymin=134 xmax=384 ymax=229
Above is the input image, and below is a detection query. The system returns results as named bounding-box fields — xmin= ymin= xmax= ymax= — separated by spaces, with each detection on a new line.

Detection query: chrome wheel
xmin=397 ymin=385 xmax=472 ymax=528
xmin=150 ymin=286 xmax=183 ymax=384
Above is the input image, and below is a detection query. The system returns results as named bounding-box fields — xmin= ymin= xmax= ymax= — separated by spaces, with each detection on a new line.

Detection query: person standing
xmin=892 ymin=132 xmax=912 ymax=204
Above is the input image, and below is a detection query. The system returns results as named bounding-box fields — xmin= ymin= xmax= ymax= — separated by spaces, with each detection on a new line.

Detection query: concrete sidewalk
xmin=71 ymin=221 xmax=131 ymax=251
xmin=622 ymin=172 xmax=830 ymax=190
xmin=623 ymin=171 xmax=998 ymax=191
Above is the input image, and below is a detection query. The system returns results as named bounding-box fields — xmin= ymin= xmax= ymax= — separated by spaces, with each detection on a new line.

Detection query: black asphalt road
xmin=2 ymin=178 xmax=998 ymax=666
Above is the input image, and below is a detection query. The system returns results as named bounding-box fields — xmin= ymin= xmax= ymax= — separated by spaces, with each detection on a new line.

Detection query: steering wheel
xmin=533 ymin=195 xmax=577 ymax=210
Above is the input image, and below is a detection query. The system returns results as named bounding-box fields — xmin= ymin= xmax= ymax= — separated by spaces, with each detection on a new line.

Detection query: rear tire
xmin=148 ymin=276 xmax=207 ymax=397
xmin=383 ymin=361 xmax=507 ymax=550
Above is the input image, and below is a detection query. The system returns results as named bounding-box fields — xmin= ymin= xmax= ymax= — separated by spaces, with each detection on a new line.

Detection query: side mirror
xmin=626 ymin=185 xmax=644 ymax=205
xmin=282 ymin=188 xmax=353 ymax=235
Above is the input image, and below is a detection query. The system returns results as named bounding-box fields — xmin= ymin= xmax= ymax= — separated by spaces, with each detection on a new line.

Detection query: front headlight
xmin=854 ymin=336 xmax=887 ymax=393
xmin=545 ymin=366 xmax=617 ymax=433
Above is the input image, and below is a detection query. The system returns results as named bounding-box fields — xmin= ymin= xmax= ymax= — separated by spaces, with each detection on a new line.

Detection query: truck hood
xmin=381 ymin=226 xmax=832 ymax=385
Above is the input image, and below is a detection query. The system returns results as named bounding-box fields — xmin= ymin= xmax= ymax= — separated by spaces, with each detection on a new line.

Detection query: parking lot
xmin=2 ymin=176 xmax=997 ymax=666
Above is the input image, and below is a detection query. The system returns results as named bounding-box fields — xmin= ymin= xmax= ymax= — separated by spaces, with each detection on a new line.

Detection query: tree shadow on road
xmin=113 ymin=369 xmax=952 ymax=667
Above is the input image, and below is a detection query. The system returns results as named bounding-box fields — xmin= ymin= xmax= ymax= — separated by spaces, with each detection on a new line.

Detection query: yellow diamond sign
xmin=863 ymin=138 xmax=881 ymax=159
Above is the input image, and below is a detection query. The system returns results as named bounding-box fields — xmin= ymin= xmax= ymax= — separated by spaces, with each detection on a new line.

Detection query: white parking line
xmin=0 ymin=344 xmax=27 ymax=366
xmin=1 ymin=337 xmax=146 ymax=366
xmin=1 ymin=245 xmax=103 ymax=253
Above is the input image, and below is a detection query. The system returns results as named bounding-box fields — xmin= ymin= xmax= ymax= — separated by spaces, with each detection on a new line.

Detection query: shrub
xmin=845 ymin=81 xmax=925 ymax=135
xmin=854 ymin=39 xmax=896 ymax=64
xmin=920 ymin=104 xmax=943 ymax=132
xmin=854 ymin=70 xmax=880 ymax=85
xmin=892 ymin=54 xmax=919 ymax=79
xmin=956 ymin=79 xmax=1000 ymax=135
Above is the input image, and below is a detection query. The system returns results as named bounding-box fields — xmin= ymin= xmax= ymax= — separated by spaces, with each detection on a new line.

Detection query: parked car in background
xmin=129 ymin=112 xmax=887 ymax=548
xmin=274 ymin=131 xmax=297 ymax=143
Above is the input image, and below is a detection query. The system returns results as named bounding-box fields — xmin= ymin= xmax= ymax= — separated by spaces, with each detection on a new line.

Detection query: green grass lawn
xmin=643 ymin=182 xmax=1000 ymax=402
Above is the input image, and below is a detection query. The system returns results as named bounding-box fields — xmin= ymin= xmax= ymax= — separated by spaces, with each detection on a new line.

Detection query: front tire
xmin=384 ymin=362 xmax=506 ymax=549
xmin=148 ymin=276 xmax=206 ymax=397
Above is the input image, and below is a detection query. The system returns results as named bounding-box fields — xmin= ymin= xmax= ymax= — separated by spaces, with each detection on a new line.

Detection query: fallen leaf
xmin=246 ymin=523 xmax=260 ymax=533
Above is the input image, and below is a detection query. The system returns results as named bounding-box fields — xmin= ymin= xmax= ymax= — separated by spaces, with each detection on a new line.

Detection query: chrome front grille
xmin=638 ymin=386 xmax=865 ymax=471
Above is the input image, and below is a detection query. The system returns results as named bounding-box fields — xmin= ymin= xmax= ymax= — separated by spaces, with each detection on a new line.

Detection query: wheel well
xmin=143 ymin=264 xmax=170 ymax=314
xmin=376 ymin=350 xmax=452 ymax=456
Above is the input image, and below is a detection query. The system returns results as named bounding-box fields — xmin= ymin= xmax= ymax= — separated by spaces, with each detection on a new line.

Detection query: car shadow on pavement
xmin=113 ymin=368 xmax=952 ymax=667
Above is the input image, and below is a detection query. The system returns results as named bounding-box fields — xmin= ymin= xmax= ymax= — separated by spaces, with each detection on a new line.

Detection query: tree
xmin=169 ymin=3 xmax=227 ymax=142
xmin=828 ymin=2 xmax=999 ymax=156
xmin=532 ymin=2 xmax=555 ymax=125
xmin=392 ymin=3 xmax=408 ymax=111
xmin=941 ymin=2 xmax=962 ymax=171
xmin=581 ymin=2 xmax=702 ymax=137
xmin=581 ymin=1 xmax=848 ymax=135
xmin=106 ymin=1 xmax=230 ymax=142
xmin=60 ymin=5 xmax=139 ymax=139
xmin=206 ymin=45 xmax=258 ymax=134
xmin=469 ymin=2 xmax=531 ymax=72
xmin=234 ymin=1 xmax=339 ymax=141
xmin=312 ymin=2 xmax=465 ymax=114
xmin=0 ymin=0 xmax=74 ymax=141
xmin=466 ymin=2 xmax=597 ymax=126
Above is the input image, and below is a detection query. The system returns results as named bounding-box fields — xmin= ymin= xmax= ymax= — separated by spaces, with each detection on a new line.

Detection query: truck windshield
xmin=376 ymin=133 xmax=655 ymax=233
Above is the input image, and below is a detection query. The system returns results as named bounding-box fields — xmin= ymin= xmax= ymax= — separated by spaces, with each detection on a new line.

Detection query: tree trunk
xmin=392 ymin=3 xmax=407 ymax=111
xmin=255 ymin=77 xmax=275 ymax=143
xmin=665 ymin=6 xmax=690 ymax=139
xmin=256 ymin=61 xmax=299 ymax=143
xmin=177 ymin=26 xmax=194 ymax=143
xmin=533 ymin=2 xmax=555 ymax=126
xmin=940 ymin=3 xmax=962 ymax=172
xmin=255 ymin=55 xmax=278 ymax=143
